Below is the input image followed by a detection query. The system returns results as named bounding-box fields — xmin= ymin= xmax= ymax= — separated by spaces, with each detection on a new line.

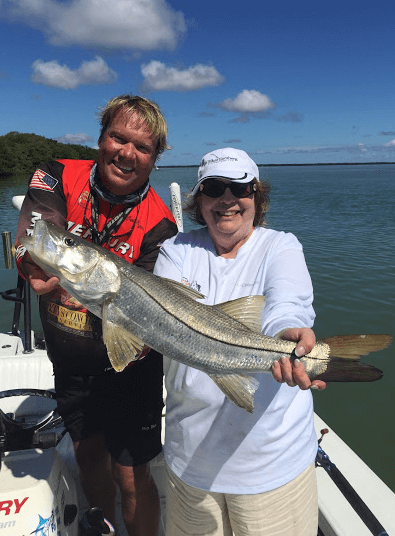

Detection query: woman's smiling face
xmin=199 ymin=179 xmax=256 ymax=256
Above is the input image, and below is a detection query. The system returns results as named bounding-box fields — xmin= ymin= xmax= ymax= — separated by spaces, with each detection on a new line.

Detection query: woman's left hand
xmin=271 ymin=327 xmax=327 ymax=391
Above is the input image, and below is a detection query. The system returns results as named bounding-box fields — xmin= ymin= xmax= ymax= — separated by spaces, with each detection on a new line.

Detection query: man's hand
xmin=271 ymin=327 xmax=326 ymax=391
xmin=22 ymin=252 xmax=60 ymax=295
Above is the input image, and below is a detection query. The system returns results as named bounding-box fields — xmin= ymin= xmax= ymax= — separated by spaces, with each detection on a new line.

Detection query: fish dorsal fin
xmin=161 ymin=278 xmax=206 ymax=300
xmin=215 ymin=295 xmax=266 ymax=333
xmin=209 ymin=373 xmax=260 ymax=413
xmin=102 ymin=301 xmax=145 ymax=372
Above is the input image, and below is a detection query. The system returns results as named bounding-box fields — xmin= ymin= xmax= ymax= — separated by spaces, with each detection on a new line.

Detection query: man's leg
xmin=112 ymin=461 xmax=160 ymax=536
xmin=103 ymin=353 xmax=164 ymax=535
xmin=55 ymin=373 xmax=118 ymax=530
xmin=74 ymin=432 xmax=118 ymax=531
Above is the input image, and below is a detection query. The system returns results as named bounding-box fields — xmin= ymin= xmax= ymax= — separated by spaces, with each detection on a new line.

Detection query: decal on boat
xmin=0 ymin=497 xmax=29 ymax=515
xmin=0 ymin=520 xmax=16 ymax=530
xmin=31 ymin=511 xmax=56 ymax=536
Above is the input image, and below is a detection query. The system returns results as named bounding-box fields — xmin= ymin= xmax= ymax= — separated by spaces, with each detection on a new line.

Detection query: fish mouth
xmin=20 ymin=235 xmax=33 ymax=248
xmin=21 ymin=220 xmax=96 ymax=280
xmin=20 ymin=223 xmax=57 ymax=275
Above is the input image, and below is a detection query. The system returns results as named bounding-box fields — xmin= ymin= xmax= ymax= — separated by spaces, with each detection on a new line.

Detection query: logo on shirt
xmin=46 ymin=302 xmax=94 ymax=335
xmin=77 ymin=190 xmax=90 ymax=207
xmin=181 ymin=277 xmax=202 ymax=293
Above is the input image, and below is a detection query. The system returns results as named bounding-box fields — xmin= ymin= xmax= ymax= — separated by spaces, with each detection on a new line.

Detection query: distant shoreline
xmin=2 ymin=132 xmax=394 ymax=175
xmin=156 ymin=161 xmax=395 ymax=169
xmin=2 ymin=161 xmax=394 ymax=178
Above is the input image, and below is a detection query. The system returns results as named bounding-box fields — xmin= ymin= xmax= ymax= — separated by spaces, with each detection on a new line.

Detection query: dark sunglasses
xmin=199 ymin=179 xmax=256 ymax=198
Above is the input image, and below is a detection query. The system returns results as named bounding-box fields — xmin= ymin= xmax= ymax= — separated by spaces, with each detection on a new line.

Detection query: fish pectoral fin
xmin=160 ymin=278 xmax=206 ymax=300
xmin=102 ymin=301 xmax=145 ymax=372
xmin=214 ymin=296 xmax=266 ymax=333
xmin=209 ymin=373 xmax=260 ymax=413
xmin=102 ymin=300 xmax=145 ymax=371
xmin=103 ymin=320 xmax=146 ymax=372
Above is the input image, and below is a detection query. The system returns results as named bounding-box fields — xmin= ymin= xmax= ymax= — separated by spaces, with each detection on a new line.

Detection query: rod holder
xmin=2 ymin=231 xmax=14 ymax=270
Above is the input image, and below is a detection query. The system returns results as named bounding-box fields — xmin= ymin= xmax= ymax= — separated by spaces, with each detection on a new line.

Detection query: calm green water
xmin=1 ymin=164 xmax=394 ymax=492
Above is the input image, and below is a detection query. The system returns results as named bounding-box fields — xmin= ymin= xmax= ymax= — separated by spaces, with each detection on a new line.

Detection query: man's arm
xmin=15 ymin=161 xmax=67 ymax=292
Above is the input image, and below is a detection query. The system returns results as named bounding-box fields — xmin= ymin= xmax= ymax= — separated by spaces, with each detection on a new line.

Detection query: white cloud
xmin=56 ymin=133 xmax=94 ymax=144
xmin=141 ymin=60 xmax=225 ymax=92
xmin=31 ymin=56 xmax=118 ymax=89
xmin=384 ymin=139 xmax=395 ymax=147
xmin=219 ymin=90 xmax=275 ymax=113
xmin=7 ymin=0 xmax=186 ymax=50
xmin=358 ymin=143 xmax=368 ymax=152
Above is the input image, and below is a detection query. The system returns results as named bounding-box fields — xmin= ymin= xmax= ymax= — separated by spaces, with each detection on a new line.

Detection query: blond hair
xmin=98 ymin=95 xmax=170 ymax=158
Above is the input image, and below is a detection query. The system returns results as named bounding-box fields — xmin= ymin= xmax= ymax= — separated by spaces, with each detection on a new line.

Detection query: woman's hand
xmin=271 ymin=327 xmax=326 ymax=391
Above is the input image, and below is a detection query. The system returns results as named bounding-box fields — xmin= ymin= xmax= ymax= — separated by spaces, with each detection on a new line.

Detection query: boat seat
xmin=0 ymin=333 xmax=55 ymax=418
xmin=0 ymin=332 xmax=24 ymax=356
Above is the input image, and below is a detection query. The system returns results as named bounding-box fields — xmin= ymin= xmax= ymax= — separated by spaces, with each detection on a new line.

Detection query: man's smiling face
xmin=97 ymin=108 xmax=157 ymax=196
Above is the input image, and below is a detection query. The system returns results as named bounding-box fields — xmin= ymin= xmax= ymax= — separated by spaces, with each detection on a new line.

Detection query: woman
xmin=154 ymin=148 xmax=326 ymax=536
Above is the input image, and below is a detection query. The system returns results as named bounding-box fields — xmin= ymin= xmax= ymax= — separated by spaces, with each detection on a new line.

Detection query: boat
xmin=1 ymin=197 xmax=394 ymax=536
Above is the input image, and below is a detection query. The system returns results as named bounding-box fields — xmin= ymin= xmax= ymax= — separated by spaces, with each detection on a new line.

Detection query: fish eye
xmin=64 ymin=237 xmax=75 ymax=247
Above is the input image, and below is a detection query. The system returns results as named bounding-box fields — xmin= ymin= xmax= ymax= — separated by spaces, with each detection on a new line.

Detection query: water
xmin=1 ymin=165 xmax=394 ymax=492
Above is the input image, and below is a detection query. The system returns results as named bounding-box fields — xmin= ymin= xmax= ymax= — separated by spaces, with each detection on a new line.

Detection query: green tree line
xmin=0 ymin=132 xmax=99 ymax=176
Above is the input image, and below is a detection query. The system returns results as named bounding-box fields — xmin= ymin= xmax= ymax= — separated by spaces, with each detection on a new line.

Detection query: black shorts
xmin=54 ymin=350 xmax=164 ymax=467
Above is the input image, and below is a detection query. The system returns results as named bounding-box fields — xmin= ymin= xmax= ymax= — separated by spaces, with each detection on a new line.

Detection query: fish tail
xmin=314 ymin=334 xmax=392 ymax=382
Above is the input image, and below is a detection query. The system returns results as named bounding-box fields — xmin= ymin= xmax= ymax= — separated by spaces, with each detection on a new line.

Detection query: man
xmin=15 ymin=95 xmax=178 ymax=536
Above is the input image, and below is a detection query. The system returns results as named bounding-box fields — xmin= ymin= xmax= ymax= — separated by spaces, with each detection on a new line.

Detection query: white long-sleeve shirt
xmin=154 ymin=226 xmax=317 ymax=494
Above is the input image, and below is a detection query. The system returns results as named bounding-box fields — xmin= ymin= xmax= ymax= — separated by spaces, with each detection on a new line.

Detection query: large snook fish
xmin=21 ymin=220 xmax=392 ymax=412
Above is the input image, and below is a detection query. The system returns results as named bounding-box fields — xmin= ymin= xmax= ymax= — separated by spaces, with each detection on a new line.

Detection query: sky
xmin=1 ymin=1 xmax=395 ymax=166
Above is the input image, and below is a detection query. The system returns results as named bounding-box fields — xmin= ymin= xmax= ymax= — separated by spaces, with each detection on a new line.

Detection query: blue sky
xmin=1 ymin=1 xmax=395 ymax=166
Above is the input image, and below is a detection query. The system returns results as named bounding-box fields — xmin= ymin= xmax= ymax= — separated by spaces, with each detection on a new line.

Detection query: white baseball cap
xmin=192 ymin=148 xmax=259 ymax=195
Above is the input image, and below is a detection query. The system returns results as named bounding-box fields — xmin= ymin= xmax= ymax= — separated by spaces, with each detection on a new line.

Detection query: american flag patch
xmin=15 ymin=244 xmax=26 ymax=261
xmin=30 ymin=169 xmax=58 ymax=191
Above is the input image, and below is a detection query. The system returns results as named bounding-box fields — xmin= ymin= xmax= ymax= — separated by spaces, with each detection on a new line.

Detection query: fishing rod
xmin=316 ymin=429 xmax=389 ymax=536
